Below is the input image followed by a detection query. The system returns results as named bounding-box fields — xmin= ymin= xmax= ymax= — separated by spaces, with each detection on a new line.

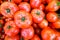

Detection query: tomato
xmin=32 ymin=23 xmax=38 ymax=28
xmin=38 ymin=19 xmax=48 ymax=29
xmin=42 ymin=0 xmax=46 ymax=4
xmin=4 ymin=21 xmax=19 ymax=37
xmin=41 ymin=27 xmax=56 ymax=40
xmin=5 ymin=35 xmax=19 ymax=40
xmin=55 ymin=35 xmax=60 ymax=40
xmin=14 ymin=10 xmax=32 ymax=28
xmin=18 ymin=2 xmax=31 ymax=13
xmin=38 ymin=4 xmax=45 ymax=11
xmin=5 ymin=18 xmax=12 ymax=22
xmin=46 ymin=12 xmax=58 ymax=22
xmin=30 ymin=0 xmax=42 ymax=8
xmin=0 ymin=2 xmax=19 ymax=18
xmin=46 ymin=0 xmax=53 ymax=4
xmin=31 ymin=34 xmax=41 ymax=40
xmin=46 ymin=1 xmax=60 ymax=12
xmin=52 ymin=19 xmax=60 ymax=28
xmin=23 ymin=0 xmax=29 ymax=2
xmin=21 ymin=26 xmax=34 ymax=39
xmin=31 ymin=9 xmax=45 ymax=23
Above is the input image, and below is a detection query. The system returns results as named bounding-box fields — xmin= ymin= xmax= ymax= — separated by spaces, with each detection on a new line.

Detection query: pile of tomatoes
xmin=0 ymin=0 xmax=60 ymax=40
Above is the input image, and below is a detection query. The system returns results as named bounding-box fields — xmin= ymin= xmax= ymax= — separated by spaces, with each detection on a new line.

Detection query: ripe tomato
xmin=52 ymin=19 xmax=60 ymax=28
xmin=38 ymin=19 xmax=48 ymax=29
xmin=31 ymin=34 xmax=41 ymax=40
xmin=5 ymin=35 xmax=19 ymax=40
xmin=4 ymin=21 xmax=19 ymax=37
xmin=21 ymin=26 xmax=34 ymax=39
xmin=14 ymin=10 xmax=32 ymax=28
xmin=41 ymin=27 xmax=56 ymax=40
xmin=38 ymin=4 xmax=45 ymax=11
xmin=5 ymin=18 xmax=12 ymax=22
xmin=18 ymin=2 xmax=31 ymax=13
xmin=31 ymin=9 xmax=45 ymax=23
xmin=46 ymin=0 xmax=53 ymax=4
xmin=0 ymin=2 xmax=19 ymax=18
xmin=23 ymin=0 xmax=29 ymax=2
xmin=46 ymin=12 xmax=58 ymax=22
xmin=46 ymin=1 xmax=59 ymax=12
xmin=30 ymin=0 xmax=42 ymax=8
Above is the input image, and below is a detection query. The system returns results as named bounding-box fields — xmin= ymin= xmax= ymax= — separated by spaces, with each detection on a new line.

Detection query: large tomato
xmin=5 ymin=35 xmax=19 ymax=40
xmin=0 ymin=2 xmax=19 ymax=18
xmin=14 ymin=10 xmax=32 ymax=28
xmin=46 ymin=12 xmax=58 ymax=22
xmin=21 ymin=26 xmax=34 ymax=39
xmin=18 ymin=2 xmax=31 ymax=13
xmin=31 ymin=34 xmax=41 ymax=40
xmin=41 ymin=27 xmax=56 ymax=40
xmin=4 ymin=21 xmax=19 ymax=37
xmin=31 ymin=9 xmax=45 ymax=23
xmin=30 ymin=0 xmax=42 ymax=8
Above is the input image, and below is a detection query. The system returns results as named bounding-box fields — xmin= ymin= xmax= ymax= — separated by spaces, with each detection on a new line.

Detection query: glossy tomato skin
xmin=46 ymin=12 xmax=58 ymax=22
xmin=46 ymin=1 xmax=59 ymax=12
xmin=18 ymin=2 xmax=31 ymax=13
xmin=38 ymin=4 xmax=45 ymax=11
xmin=41 ymin=27 xmax=56 ymax=40
xmin=30 ymin=0 xmax=42 ymax=8
xmin=5 ymin=35 xmax=19 ymax=40
xmin=21 ymin=26 xmax=34 ymax=39
xmin=14 ymin=10 xmax=32 ymax=28
xmin=31 ymin=9 xmax=45 ymax=23
xmin=31 ymin=34 xmax=41 ymax=40
xmin=38 ymin=19 xmax=48 ymax=29
xmin=4 ymin=21 xmax=19 ymax=37
xmin=0 ymin=2 xmax=19 ymax=18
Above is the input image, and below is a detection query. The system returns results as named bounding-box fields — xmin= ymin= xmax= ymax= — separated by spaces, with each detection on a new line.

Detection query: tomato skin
xmin=5 ymin=35 xmax=19 ymax=40
xmin=21 ymin=26 xmax=34 ymax=39
xmin=31 ymin=35 xmax=41 ymax=40
xmin=46 ymin=12 xmax=58 ymax=22
xmin=38 ymin=4 xmax=45 ymax=11
xmin=46 ymin=1 xmax=59 ymax=12
xmin=18 ymin=2 xmax=31 ymax=13
xmin=14 ymin=10 xmax=32 ymax=28
xmin=0 ymin=2 xmax=19 ymax=18
xmin=31 ymin=9 xmax=45 ymax=23
xmin=4 ymin=21 xmax=19 ymax=37
xmin=30 ymin=0 xmax=42 ymax=8
xmin=38 ymin=19 xmax=48 ymax=29
xmin=23 ymin=0 xmax=29 ymax=2
xmin=41 ymin=27 xmax=56 ymax=40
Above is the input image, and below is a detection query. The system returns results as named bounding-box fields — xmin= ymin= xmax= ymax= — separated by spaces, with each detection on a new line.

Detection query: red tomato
xmin=46 ymin=12 xmax=58 ymax=22
xmin=5 ymin=35 xmax=19 ymax=40
xmin=0 ymin=2 xmax=19 ymax=18
xmin=38 ymin=4 xmax=45 ymax=11
xmin=30 ymin=0 xmax=42 ymax=8
xmin=4 ymin=21 xmax=19 ymax=37
xmin=38 ymin=19 xmax=48 ymax=29
xmin=14 ymin=10 xmax=32 ymax=28
xmin=31 ymin=34 xmax=41 ymax=40
xmin=46 ymin=1 xmax=59 ymax=12
xmin=18 ymin=2 xmax=31 ymax=13
xmin=23 ymin=0 xmax=29 ymax=2
xmin=42 ymin=0 xmax=46 ymax=4
xmin=21 ymin=26 xmax=34 ymax=39
xmin=31 ymin=9 xmax=45 ymax=23
xmin=52 ymin=19 xmax=60 ymax=28
xmin=41 ymin=27 xmax=56 ymax=40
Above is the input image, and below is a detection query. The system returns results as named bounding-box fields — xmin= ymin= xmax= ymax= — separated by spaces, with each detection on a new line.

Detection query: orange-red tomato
xmin=41 ymin=27 xmax=56 ymax=40
xmin=14 ymin=10 xmax=32 ymax=28
xmin=21 ymin=26 xmax=34 ymax=39
xmin=0 ymin=2 xmax=19 ymax=18
xmin=46 ymin=1 xmax=59 ymax=12
xmin=18 ymin=2 xmax=31 ymax=13
xmin=46 ymin=0 xmax=53 ymax=4
xmin=30 ymin=0 xmax=42 ymax=8
xmin=46 ymin=12 xmax=58 ymax=22
xmin=5 ymin=35 xmax=19 ymax=40
xmin=38 ymin=19 xmax=48 ymax=29
xmin=31 ymin=34 xmax=41 ymax=40
xmin=4 ymin=21 xmax=19 ymax=37
xmin=31 ymin=9 xmax=45 ymax=23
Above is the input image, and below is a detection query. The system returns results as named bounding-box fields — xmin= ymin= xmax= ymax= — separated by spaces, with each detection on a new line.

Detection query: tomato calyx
xmin=6 ymin=9 xmax=10 ymax=13
xmin=7 ymin=25 xmax=11 ymax=29
xmin=57 ymin=2 xmax=60 ymax=6
xmin=21 ymin=17 xmax=25 ymax=22
xmin=0 ymin=23 xmax=2 ymax=28
xmin=36 ymin=11 xmax=40 ymax=15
